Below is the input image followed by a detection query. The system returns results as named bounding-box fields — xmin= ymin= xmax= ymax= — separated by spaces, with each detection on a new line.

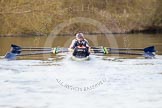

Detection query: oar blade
xmin=4 ymin=53 xmax=17 ymax=60
xmin=144 ymin=46 xmax=156 ymax=53
xmin=11 ymin=44 xmax=21 ymax=48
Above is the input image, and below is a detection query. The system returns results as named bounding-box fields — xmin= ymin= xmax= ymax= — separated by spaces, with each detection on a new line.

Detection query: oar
xmin=110 ymin=51 xmax=155 ymax=59
xmin=91 ymin=46 xmax=156 ymax=53
xmin=11 ymin=44 xmax=52 ymax=50
xmin=5 ymin=44 xmax=69 ymax=60
xmin=11 ymin=44 xmax=71 ymax=52
xmin=5 ymin=49 xmax=69 ymax=60
xmin=4 ymin=51 xmax=53 ymax=60
xmin=91 ymin=47 xmax=144 ymax=50
xmin=11 ymin=44 xmax=53 ymax=52
xmin=92 ymin=46 xmax=156 ymax=53
xmin=91 ymin=50 xmax=155 ymax=58
xmin=5 ymin=50 xmax=56 ymax=60
xmin=91 ymin=46 xmax=156 ymax=58
xmin=91 ymin=49 xmax=144 ymax=55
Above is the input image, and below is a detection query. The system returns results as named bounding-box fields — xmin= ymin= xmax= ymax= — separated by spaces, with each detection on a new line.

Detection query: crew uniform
xmin=69 ymin=33 xmax=90 ymax=57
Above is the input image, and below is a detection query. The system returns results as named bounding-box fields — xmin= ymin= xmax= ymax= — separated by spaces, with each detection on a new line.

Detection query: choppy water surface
xmin=0 ymin=34 xmax=162 ymax=108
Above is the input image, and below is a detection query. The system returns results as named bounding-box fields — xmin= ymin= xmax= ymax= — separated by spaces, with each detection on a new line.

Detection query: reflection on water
xmin=0 ymin=34 xmax=162 ymax=59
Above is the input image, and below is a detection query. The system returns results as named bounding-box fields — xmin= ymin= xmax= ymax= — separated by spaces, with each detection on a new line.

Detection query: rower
xmin=69 ymin=33 xmax=90 ymax=57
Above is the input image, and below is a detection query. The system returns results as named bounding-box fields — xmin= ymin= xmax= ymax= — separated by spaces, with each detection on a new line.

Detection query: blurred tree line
xmin=0 ymin=0 xmax=162 ymax=36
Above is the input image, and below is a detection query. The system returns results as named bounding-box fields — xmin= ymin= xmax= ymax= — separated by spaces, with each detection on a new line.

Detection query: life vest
xmin=72 ymin=39 xmax=90 ymax=57
xmin=72 ymin=39 xmax=88 ymax=49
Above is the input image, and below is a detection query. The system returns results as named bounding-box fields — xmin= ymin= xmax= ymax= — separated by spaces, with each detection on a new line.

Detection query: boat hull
xmin=71 ymin=56 xmax=89 ymax=61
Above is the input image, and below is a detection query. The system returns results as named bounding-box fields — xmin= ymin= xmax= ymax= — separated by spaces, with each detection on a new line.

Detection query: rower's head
xmin=76 ymin=33 xmax=84 ymax=41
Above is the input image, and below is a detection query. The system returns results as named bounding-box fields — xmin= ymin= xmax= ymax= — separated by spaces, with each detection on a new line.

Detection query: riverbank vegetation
xmin=0 ymin=0 xmax=162 ymax=36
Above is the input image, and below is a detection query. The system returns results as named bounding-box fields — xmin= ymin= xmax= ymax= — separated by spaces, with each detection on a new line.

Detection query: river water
xmin=0 ymin=34 xmax=162 ymax=108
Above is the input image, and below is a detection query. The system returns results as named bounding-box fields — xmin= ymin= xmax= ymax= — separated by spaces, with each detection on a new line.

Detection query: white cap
xmin=76 ymin=33 xmax=84 ymax=39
